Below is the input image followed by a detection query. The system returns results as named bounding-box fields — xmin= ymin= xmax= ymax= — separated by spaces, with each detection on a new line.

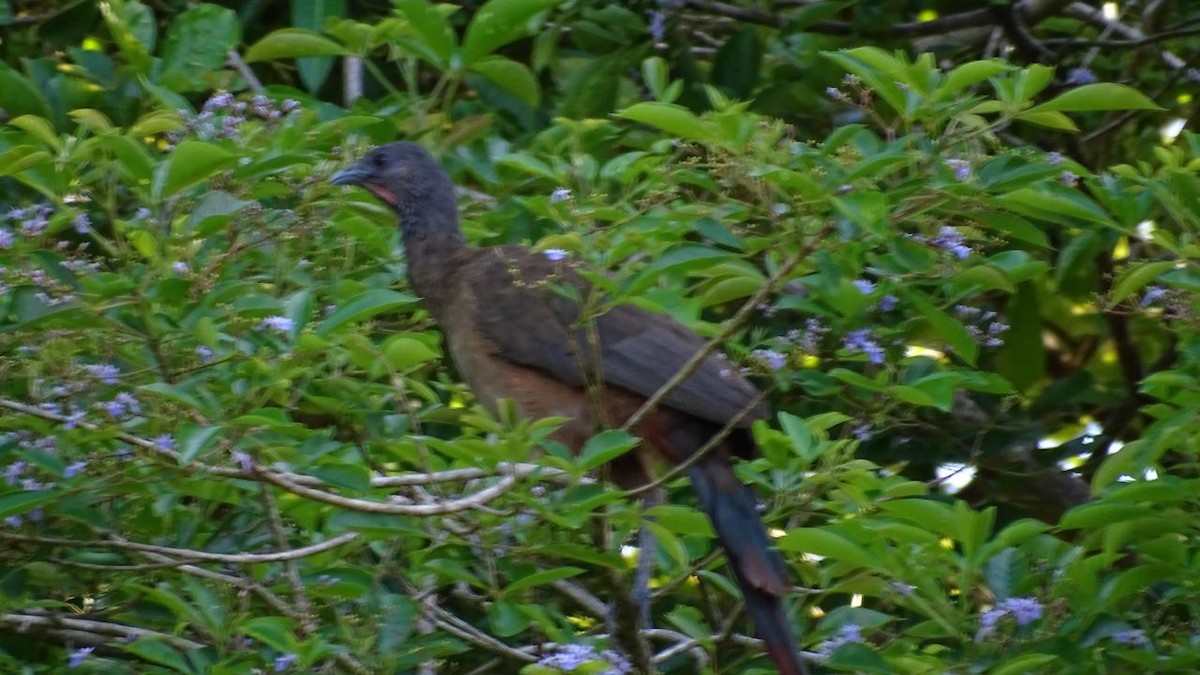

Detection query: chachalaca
xmin=332 ymin=142 xmax=807 ymax=675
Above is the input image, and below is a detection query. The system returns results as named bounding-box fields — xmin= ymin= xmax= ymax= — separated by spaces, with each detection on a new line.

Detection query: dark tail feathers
xmin=686 ymin=455 xmax=808 ymax=675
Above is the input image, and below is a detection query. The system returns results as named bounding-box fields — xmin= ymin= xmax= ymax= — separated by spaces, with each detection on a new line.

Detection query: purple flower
xmin=1047 ymin=151 xmax=1064 ymax=166
xmin=0 ymin=227 xmax=12 ymax=249
xmin=975 ymin=596 xmax=1043 ymax=641
xmin=5 ymin=461 xmax=28 ymax=486
xmin=889 ymin=581 xmax=914 ymax=596
xmin=751 ymin=349 xmax=787 ymax=372
xmin=154 ymin=434 xmax=175 ymax=452
xmin=648 ymin=10 xmax=667 ymax=41
xmin=543 ymin=248 xmax=568 ymax=262
xmin=878 ymin=294 xmax=898 ymax=312
xmin=843 ymin=329 xmax=885 ymax=364
xmin=851 ymin=423 xmax=872 ymax=442
xmin=88 ymin=364 xmax=120 ymax=385
xmin=114 ymin=392 xmax=141 ymax=415
xmin=68 ymin=646 xmax=95 ymax=668
xmin=1004 ymin=597 xmax=1043 ymax=626
xmin=62 ymin=408 xmax=85 ymax=427
xmin=945 ymin=158 xmax=971 ymax=181
xmin=1140 ymin=285 xmax=1166 ymax=308
xmin=72 ymin=213 xmax=91 ymax=233
xmin=537 ymin=644 xmax=629 ymax=673
xmin=274 ymin=653 xmax=296 ymax=671
xmin=196 ymin=346 xmax=214 ymax=363
xmin=826 ymin=87 xmax=850 ymax=102
xmin=258 ymin=316 xmax=294 ymax=333
xmin=4 ymin=515 xmax=22 ymax=528
xmin=203 ymin=91 xmax=235 ymax=112
xmin=1059 ymin=171 xmax=1079 ymax=187
xmin=817 ymin=622 xmax=863 ymax=661
xmin=851 ymin=279 xmax=875 ymax=294
xmin=1065 ymin=67 xmax=1097 ymax=85
xmin=232 ymin=450 xmax=253 ymax=472
xmin=135 ymin=207 xmax=152 ymax=220
xmin=64 ymin=460 xmax=87 ymax=478
xmin=172 ymin=261 xmax=190 ymax=274
xmin=28 ymin=508 xmax=43 ymax=522
xmin=281 ymin=99 xmax=300 ymax=113
xmin=100 ymin=399 xmax=127 ymax=418
xmin=549 ymin=187 xmax=572 ymax=204
xmin=932 ymin=226 xmax=972 ymax=259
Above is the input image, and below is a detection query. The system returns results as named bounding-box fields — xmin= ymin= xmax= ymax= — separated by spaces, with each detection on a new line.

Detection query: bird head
xmin=330 ymin=142 xmax=449 ymax=212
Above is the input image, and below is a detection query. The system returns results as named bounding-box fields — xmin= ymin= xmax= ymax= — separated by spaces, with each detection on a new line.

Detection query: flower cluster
xmin=536 ymin=644 xmax=631 ymax=674
xmin=954 ymin=305 xmax=1009 ymax=348
xmin=826 ymin=74 xmax=871 ymax=107
xmin=843 ymin=328 xmax=885 ymax=364
xmin=975 ymin=596 xmax=1044 ymax=641
xmin=817 ymin=622 xmax=864 ymax=661
xmin=784 ymin=317 xmax=829 ymax=354
xmin=172 ymin=91 xmax=299 ymax=143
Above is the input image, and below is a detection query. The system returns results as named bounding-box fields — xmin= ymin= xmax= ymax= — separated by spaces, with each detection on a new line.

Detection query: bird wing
xmin=462 ymin=246 xmax=766 ymax=427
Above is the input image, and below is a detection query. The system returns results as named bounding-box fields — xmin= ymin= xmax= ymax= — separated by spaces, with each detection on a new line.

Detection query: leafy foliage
xmin=0 ymin=1 xmax=1198 ymax=673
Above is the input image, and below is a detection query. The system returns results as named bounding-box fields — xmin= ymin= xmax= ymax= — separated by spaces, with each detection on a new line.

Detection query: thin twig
xmin=0 ymin=532 xmax=359 ymax=564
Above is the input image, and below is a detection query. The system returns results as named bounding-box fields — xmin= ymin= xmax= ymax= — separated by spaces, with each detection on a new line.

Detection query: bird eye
xmin=371 ymin=153 xmax=387 ymax=169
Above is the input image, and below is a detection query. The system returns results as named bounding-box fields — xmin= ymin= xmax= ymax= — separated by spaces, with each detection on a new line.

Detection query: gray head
xmin=330 ymin=142 xmax=457 ymax=223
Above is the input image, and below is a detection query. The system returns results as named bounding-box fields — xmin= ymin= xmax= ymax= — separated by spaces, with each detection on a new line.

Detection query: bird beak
xmin=330 ymin=164 xmax=373 ymax=186
xmin=331 ymin=161 xmax=399 ymax=207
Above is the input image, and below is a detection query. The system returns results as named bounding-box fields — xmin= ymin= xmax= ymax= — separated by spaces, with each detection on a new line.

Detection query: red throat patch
xmin=364 ymin=183 xmax=398 ymax=207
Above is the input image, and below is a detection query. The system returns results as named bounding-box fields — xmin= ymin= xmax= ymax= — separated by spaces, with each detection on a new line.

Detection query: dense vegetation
xmin=1 ymin=0 xmax=1197 ymax=672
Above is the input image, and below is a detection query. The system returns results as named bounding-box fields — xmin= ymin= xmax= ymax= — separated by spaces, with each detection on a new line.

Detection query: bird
xmin=332 ymin=142 xmax=807 ymax=675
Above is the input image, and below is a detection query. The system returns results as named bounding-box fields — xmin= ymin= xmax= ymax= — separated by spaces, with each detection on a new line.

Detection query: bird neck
xmin=399 ymin=198 xmax=467 ymax=302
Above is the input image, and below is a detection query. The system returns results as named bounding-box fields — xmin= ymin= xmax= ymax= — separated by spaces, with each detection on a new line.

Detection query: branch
xmin=0 ymin=611 xmax=206 ymax=651
xmin=258 ymin=468 xmax=519 ymax=515
xmin=1065 ymin=1 xmax=1200 ymax=82
xmin=226 ymin=50 xmax=264 ymax=93
xmin=0 ymin=532 xmax=359 ymax=564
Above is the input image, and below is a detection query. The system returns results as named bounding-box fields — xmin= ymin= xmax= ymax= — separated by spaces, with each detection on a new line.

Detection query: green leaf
xmin=317 ymin=290 xmax=419 ymax=336
xmin=470 ymin=56 xmax=540 ymax=106
xmin=938 ymin=59 xmax=1011 ymax=98
xmin=953 ymin=265 xmax=1015 ymax=293
xmin=245 ymin=28 xmax=349 ymax=62
xmin=1028 ymin=83 xmax=1162 ymax=113
xmin=503 ymin=567 xmax=585 ymax=595
xmin=309 ymin=462 xmax=371 ymax=491
xmin=711 ymin=27 xmax=761 ymax=100
xmin=488 ymin=600 xmax=529 ymax=637
xmin=906 ymin=292 xmax=978 ymax=366
xmin=1014 ymin=110 xmax=1079 ymax=131
xmin=827 ymin=642 xmax=893 ymax=673
xmin=777 ymin=527 xmax=878 ymax=569
xmin=0 ymin=65 xmax=49 ymax=118
xmin=8 ymin=115 xmax=60 ymax=150
xmin=139 ymin=382 xmax=208 ymax=415
xmin=178 ymin=425 xmax=222 ymax=464
xmin=578 ymin=429 xmax=638 ymax=471
xmin=122 ymin=639 xmax=191 ymax=673
xmin=992 ymin=654 xmax=1058 ymax=675
xmin=159 ymin=4 xmax=241 ymax=92
xmin=1060 ymin=503 xmax=1155 ymax=529
xmin=648 ymin=504 xmax=715 ymax=538
xmin=381 ymin=335 xmax=440 ymax=370
xmin=293 ymin=0 xmax=346 ymax=93
xmin=1107 ymin=260 xmax=1176 ymax=308
xmin=395 ymin=0 xmax=456 ymax=68
xmin=460 ymin=0 xmax=562 ymax=67
xmin=616 ymin=102 xmax=715 ymax=143
xmin=156 ymin=141 xmax=239 ymax=198
xmin=237 ymin=616 xmax=298 ymax=653
xmin=833 ymin=191 xmax=889 ymax=236
xmin=993 ymin=188 xmax=1112 ymax=226
xmin=0 ymin=490 xmax=61 ymax=519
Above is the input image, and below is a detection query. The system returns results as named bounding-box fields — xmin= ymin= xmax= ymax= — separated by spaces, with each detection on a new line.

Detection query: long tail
xmin=686 ymin=454 xmax=808 ymax=675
